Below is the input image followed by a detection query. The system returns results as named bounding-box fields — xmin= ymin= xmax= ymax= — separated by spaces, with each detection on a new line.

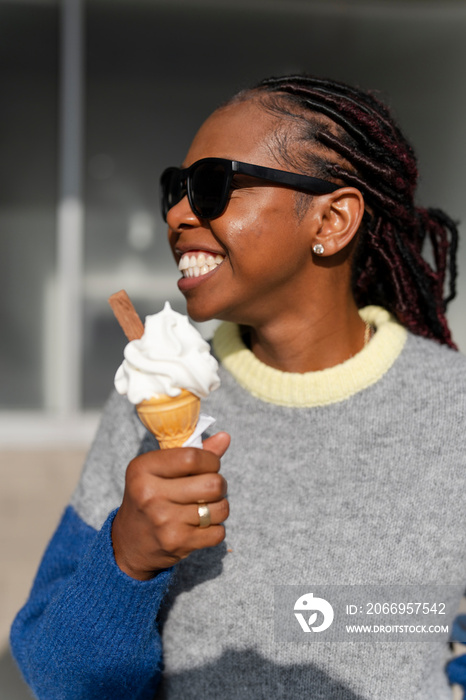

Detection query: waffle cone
xmin=136 ymin=389 xmax=200 ymax=449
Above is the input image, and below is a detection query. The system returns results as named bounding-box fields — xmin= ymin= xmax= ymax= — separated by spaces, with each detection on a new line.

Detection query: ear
xmin=307 ymin=187 xmax=365 ymax=257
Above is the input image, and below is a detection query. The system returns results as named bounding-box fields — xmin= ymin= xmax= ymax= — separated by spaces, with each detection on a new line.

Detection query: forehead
xmin=184 ymin=99 xmax=286 ymax=167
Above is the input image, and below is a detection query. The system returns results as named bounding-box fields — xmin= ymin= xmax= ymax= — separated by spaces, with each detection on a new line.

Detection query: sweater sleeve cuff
xmin=34 ymin=507 xmax=174 ymax=667
xmin=76 ymin=507 xmax=174 ymax=621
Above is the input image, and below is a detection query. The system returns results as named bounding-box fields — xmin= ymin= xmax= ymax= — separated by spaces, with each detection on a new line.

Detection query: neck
xmin=247 ymin=299 xmax=367 ymax=373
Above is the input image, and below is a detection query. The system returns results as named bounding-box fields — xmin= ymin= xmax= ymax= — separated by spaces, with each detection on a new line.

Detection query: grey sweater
xmin=71 ymin=307 xmax=466 ymax=699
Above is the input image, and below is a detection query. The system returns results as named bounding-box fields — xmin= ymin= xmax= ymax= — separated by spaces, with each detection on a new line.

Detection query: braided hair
xmin=237 ymin=75 xmax=459 ymax=348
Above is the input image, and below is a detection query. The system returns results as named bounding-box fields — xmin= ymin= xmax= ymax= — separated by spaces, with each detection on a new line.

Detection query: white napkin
xmin=182 ymin=414 xmax=216 ymax=448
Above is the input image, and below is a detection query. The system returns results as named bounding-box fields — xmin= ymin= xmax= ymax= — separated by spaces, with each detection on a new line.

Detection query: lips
xmin=178 ymin=251 xmax=225 ymax=278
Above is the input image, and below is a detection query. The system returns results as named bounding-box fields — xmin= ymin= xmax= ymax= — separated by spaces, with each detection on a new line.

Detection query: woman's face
xmin=166 ymin=98 xmax=322 ymax=327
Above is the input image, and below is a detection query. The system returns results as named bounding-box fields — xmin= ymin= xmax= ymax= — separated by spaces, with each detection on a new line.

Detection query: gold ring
xmin=197 ymin=503 xmax=211 ymax=528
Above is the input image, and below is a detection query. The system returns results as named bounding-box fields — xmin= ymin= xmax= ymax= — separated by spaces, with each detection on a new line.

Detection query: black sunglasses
xmin=160 ymin=157 xmax=340 ymax=222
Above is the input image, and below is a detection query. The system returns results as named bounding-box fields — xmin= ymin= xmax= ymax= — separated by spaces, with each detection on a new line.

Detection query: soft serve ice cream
xmin=114 ymin=301 xmax=220 ymax=404
xmin=108 ymin=294 xmax=219 ymax=448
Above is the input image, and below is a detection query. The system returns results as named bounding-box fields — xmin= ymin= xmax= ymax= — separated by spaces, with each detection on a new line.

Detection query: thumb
xmin=203 ymin=431 xmax=231 ymax=458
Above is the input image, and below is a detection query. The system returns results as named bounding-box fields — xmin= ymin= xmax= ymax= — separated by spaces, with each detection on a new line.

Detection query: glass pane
xmin=82 ymin=4 xmax=225 ymax=408
xmin=0 ymin=3 xmax=59 ymax=410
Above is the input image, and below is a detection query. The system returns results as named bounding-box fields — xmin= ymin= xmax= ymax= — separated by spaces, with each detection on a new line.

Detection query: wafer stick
xmin=108 ymin=290 xmax=144 ymax=341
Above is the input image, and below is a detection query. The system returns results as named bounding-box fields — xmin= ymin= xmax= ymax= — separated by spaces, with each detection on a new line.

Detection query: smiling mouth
xmin=178 ymin=252 xmax=225 ymax=278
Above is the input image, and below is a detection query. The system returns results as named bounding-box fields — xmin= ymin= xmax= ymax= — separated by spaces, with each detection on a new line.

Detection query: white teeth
xmin=178 ymin=252 xmax=225 ymax=278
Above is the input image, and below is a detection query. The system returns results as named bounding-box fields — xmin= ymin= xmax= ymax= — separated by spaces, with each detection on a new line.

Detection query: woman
xmin=11 ymin=75 xmax=466 ymax=699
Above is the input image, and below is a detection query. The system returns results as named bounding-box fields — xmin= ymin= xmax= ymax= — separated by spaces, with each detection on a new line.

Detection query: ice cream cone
xmin=136 ymin=389 xmax=201 ymax=449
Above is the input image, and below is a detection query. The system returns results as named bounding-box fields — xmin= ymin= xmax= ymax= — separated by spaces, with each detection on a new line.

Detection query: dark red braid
xmin=246 ymin=75 xmax=459 ymax=348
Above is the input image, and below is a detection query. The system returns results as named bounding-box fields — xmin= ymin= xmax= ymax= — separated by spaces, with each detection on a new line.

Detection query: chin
xmin=187 ymin=312 xmax=214 ymax=323
xmin=185 ymin=294 xmax=246 ymax=326
xmin=187 ymin=305 xmax=241 ymax=326
xmin=185 ymin=303 xmax=218 ymax=324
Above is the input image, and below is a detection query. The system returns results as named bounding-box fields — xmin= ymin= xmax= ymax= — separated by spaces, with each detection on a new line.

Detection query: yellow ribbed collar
xmin=212 ymin=306 xmax=407 ymax=407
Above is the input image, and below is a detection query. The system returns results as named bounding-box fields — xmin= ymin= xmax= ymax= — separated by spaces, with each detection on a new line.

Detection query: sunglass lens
xmin=161 ymin=168 xmax=185 ymax=220
xmin=191 ymin=161 xmax=228 ymax=219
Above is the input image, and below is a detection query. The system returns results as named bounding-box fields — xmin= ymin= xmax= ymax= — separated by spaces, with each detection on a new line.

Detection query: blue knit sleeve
xmin=446 ymin=655 xmax=466 ymax=695
xmin=446 ymin=614 xmax=466 ymax=696
xmin=10 ymin=505 xmax=173 ymax=700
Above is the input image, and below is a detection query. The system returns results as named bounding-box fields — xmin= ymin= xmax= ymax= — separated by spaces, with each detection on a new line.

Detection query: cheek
xmin=225 ymin=213 xmax=264 ymax=256
xmin=222 ymin=195 xmax=301 ymax=271
xmin=231 ymin=201 xmax=285 ymax=242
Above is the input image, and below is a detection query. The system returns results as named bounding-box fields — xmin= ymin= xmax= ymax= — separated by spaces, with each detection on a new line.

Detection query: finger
xmin=165 ymin=472 xmax=228 ymax=505
xmin=190 ymin=524 xmax=227 ymax=551
xmin=162 ymin=524 xmax=227 ymax=560
xmin=203 ymin=431 xmax=231 ymax=458
xmin=186 ymin=498 xmax=230 ymax=527
xmin=132 ymin=445 xmax=223 ymax=479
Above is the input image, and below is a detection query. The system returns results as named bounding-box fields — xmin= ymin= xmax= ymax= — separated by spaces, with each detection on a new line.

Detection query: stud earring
xmin=313 ymin=243 xmax=325 ymax=255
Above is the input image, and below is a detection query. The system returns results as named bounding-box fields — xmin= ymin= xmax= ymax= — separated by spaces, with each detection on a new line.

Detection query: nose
xmin=165 ymin=195 xmax=203 ymax=231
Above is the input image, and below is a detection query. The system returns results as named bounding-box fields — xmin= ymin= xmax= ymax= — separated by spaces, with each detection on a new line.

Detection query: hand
xmin=111 ymin=432 xmax=231 ymax=580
